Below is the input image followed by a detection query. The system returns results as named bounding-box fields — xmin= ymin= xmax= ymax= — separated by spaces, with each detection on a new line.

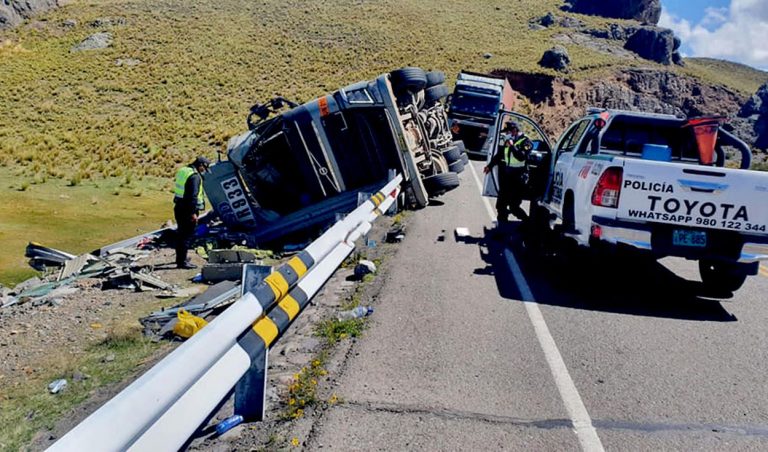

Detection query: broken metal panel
xmin=58 ymin=254 xmax=98 ymax=281
xmin=95 ymin=227 xmax=170 ymax=256
xmin=25 ymin=242 xmax=77 ymax=264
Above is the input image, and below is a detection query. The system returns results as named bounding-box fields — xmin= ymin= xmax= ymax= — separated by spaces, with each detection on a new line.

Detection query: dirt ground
xmin=0 ymin=247 xmax=207 ymax=387
xmin=17 ymin=213 xmax=402 ymax=450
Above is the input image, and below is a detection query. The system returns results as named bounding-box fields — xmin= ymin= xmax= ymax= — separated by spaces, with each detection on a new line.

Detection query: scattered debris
xmin=354 ymin=260 xmax=377 ymax=279
xmin=140 ymin=281 xmax=240 ymax=339
xmin=385 ymin=225 xmax=406 ymax=243
xmin=172 ymin=309 xmax=208 ymax=339
xmin=215 ymin=415 xmax=244 ymax=436
xmin=202 ymin=249 xmax=260 ymax=282
xmin=61 ymin=19 xmax=77 ymax=28
xmin=337 ymin=306 xmax=374 ymax=320
xmin=454 ymin=227 xmax=471 ymax=239
xmin=48 ymin=379 xmax=67 ymax=394
xmin=102 ymin=354 xmax=115 ymax=363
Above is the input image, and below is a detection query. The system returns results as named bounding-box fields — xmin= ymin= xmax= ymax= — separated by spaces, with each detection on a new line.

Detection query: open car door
xmin=482 ymin=111 xmax=553 ymax=200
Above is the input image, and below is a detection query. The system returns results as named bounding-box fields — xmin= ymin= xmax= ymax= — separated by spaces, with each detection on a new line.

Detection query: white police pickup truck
xmin=486 ymin=108 xmax=768 ymax=293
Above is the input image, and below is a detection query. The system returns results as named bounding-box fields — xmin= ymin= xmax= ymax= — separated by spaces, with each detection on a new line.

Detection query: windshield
xmin=449 ymin=91 xmax=499 ymax=118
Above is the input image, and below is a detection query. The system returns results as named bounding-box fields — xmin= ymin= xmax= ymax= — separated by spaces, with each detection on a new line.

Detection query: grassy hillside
xmin=0 ymin=169 xmax=169 ymax=284
xmin=0 ymin=0 xmax=621 ymax=183
xmin=684 ymin=58 xmax=768 ymax=96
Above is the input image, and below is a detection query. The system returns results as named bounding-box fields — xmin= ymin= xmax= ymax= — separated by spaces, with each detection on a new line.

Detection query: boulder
xmin=624 ymin=26 xmax=677 ymax=65
xmin=71 ymin=32 xmax=112 ymax=52
xmin=0 ymin=0 xmax=60 ymax=30
xmin=740 ymin=84 xmax=768 ymax=117
xmin=539 ymin=46 xmax=571 ymax=72
xmin=586 ymin=24 xmax=636 ymax=40
xmin=568 ymin=0 xmax=661 ymax=25
xmin=559 ymin=16 xmax=584 ymax=29
xmin=539 ymin=12 xmax=556 ymax=27
xmin=739 ymin=83 xmax=768 ymax=150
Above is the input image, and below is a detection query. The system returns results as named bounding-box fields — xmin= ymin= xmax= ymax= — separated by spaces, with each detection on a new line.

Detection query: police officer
xmin=483 ymin=121 xmax=532 ymax=223
xmin=173 ymin=156 xmax=210 ymax=269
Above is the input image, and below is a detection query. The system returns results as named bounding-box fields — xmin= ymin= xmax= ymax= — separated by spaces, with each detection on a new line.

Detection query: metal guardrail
xmin=49 ymin=175 xmax=402 ymax=452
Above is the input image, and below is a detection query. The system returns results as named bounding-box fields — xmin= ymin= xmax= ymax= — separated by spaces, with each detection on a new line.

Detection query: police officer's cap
xmin=504 ymin=121 xmax=520 ymax=131
xmin=193 ymin=156 xmax=211 ymax=168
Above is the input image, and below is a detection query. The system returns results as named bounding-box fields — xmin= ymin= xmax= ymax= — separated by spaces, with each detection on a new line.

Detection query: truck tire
xmin=426 ymin=70 xmax=446 ymax=87
xmin=424 ymin=84 xmax=450 ymax=104
xmin=448 ymin=159 xmax=465 ymax=173
xmin=698 ymin=260 xmax=748 ymax=293
xmin=390 ymin=67 xmax=427 ymax=93
xmin=423 ymin=172 xmax=460 ymax=197
xmin=441 ymin=145 xmax=462 ymax=164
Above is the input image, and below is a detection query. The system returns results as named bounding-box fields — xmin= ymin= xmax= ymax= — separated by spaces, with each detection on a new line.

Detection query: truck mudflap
xmin=591 ymin=216 xmax=768 ymax=265
xmin=617 ymin=160 xmax=768 ymax=235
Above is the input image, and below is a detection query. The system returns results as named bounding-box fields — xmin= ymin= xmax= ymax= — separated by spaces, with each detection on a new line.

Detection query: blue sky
xmin=659 ymin=0 xmax=768 ymax=70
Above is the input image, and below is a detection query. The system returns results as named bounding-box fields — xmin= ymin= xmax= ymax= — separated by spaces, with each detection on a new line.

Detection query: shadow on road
xmin=464 ymin=223 xmax=738 ymax=322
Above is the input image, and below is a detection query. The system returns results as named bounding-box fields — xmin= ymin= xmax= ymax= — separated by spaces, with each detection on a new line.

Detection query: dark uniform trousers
xmin=174 ymin=203 xmax=197 ymax=267
xmin=496 ymin=166 xmax=528 ymax=222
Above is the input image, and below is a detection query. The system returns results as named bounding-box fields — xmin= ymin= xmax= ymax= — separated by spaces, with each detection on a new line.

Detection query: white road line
xmin=468 ymin=163 xmax=605 ymax=452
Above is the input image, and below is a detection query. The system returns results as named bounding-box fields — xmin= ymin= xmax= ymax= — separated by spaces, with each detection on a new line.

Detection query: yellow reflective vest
xmin=173 ymin=167 xmax=204 ymax=210
xmin=503 ymin=136 xmax=529 ymax=168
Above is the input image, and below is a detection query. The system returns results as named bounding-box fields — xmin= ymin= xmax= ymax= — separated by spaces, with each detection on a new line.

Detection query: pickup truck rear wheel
xmin=390 ymin=67 xmax=427 ymax=93
xmin=423 ymin=172 xmax=460 ymax=197
xmin=698 ymin=260 xmax=748 ymax=293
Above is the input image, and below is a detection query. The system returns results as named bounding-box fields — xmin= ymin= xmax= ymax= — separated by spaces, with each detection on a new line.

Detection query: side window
xmin=557 ymin=120 xmax=590 ymax=153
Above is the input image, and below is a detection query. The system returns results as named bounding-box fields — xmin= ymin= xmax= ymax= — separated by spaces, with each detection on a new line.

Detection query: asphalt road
xmin=308 ymin=161 xmax=768 ymax=451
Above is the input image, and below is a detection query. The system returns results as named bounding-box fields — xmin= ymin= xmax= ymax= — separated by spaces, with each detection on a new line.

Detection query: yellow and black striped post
xmin=232 ymin=185 xmax=399 ymax=420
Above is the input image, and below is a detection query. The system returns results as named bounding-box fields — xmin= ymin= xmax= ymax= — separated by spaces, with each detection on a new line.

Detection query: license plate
xmin=672 ymin=229 xmax=707 ymax=247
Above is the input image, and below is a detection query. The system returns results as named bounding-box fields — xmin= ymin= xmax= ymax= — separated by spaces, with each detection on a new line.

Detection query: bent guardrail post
xmin=49 ymin=174 xmax=402 ymax=452
xmin=125 ymin=185 xmax=400 ymax=452
xmin=234 ymin=195 xmax=390 ymax=420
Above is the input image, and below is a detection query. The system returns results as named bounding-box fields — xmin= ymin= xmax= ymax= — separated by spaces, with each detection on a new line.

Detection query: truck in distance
xmin=447 ymin=71 xmax=516 ymax=157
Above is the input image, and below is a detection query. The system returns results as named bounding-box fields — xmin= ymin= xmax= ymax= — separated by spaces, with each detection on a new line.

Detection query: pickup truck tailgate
xmin=617 ymin=159 xmax=768 ymax=234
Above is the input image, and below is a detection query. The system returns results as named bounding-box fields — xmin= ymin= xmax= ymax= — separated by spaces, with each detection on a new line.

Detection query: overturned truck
xmin=203 ymin=67 xmax=466 ymax=244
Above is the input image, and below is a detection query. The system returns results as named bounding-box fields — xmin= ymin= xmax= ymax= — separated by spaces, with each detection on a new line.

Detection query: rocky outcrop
xmin=539 ymin=46 xmax=571 ymax=72
xmin=71 ymin=32 xmax=112 ymax=52
xmin=584 ymin=24 xmax=683 ymax=66
xmin=0 ymin=0 xmax=60 ymax=29
xmin=493 ymin=68 xmax=747 ymax=140
xmin=624 ymin=26 xmax=681 ymax=66
xmin=738 ymin=83 xmax=768 ymax=149
xmin=567 ymin=0 xmax=661 ymax=25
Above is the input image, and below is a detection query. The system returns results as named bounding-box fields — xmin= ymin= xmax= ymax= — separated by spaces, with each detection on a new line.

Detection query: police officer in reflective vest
xmin=483 ymin=121 xmax=533 ymax=222
xmin=173 ymin=156 xmax=210 ymax=269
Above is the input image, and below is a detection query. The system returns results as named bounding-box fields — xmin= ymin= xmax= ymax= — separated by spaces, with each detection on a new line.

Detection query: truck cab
xmin=448 ymin=71 xmax=515 ymax=157
xmin=202 ymin=68 xmax=460 ymax=243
